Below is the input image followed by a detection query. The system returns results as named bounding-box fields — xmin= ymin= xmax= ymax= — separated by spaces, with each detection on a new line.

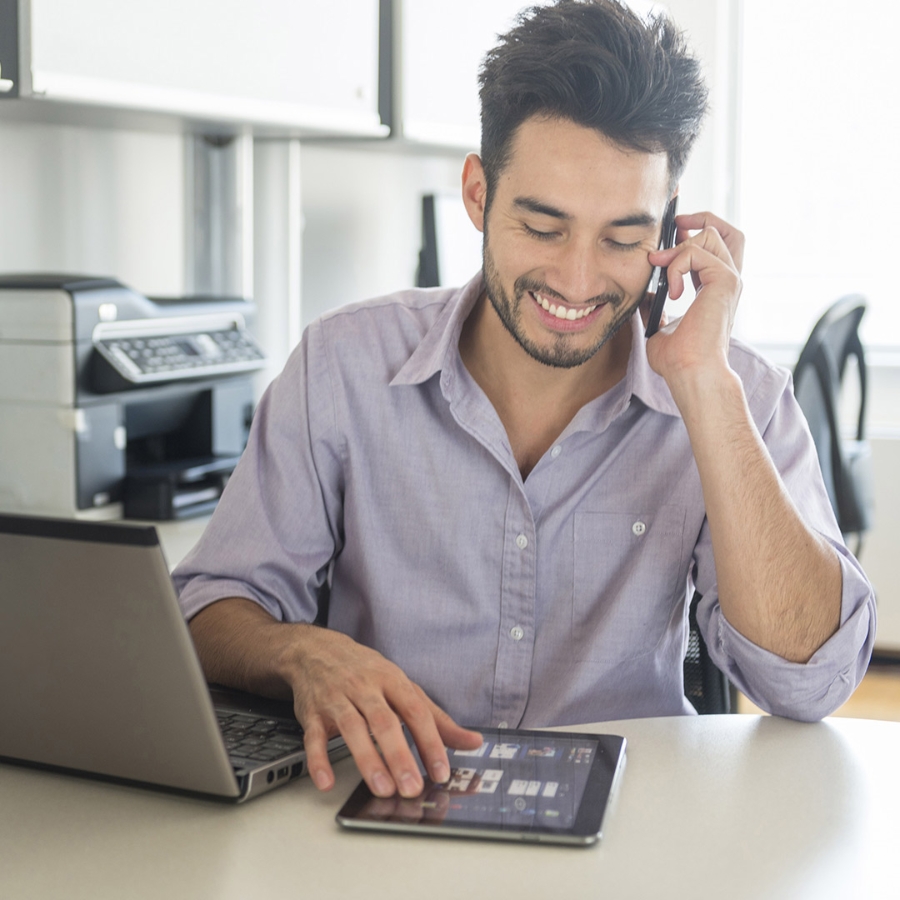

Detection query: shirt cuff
xmin=175 ymin=575 xmax=286 ymax=623
xmin=703 ymin=546 xmax=876 ymax=722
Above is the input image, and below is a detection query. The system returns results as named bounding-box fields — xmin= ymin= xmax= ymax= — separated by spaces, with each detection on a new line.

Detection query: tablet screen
xmin=336 ymin=727 xmax=626 ymax=845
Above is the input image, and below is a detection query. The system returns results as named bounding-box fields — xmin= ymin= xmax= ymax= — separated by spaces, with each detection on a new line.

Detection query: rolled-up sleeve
xmin=693 ymin=361 xmax=877 ymax=722
xmin=173 ymin=321 xmax=344 ymax=623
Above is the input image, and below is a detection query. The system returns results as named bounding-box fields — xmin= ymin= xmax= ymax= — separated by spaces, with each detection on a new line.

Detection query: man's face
xmin=467 ymin=115 xmax=672 ymax=369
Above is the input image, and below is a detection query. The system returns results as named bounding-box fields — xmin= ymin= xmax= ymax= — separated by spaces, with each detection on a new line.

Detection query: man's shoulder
xmin=305 ymin=280 xmax=477 ymax=383
xmin=315 ymin=285 xmax=460 ymax=342
xmin=727 ymin=336 xmax=793 ymax=407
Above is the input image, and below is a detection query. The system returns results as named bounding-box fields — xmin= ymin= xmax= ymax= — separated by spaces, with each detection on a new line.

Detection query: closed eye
xmin=607 ymin=239 xmax=644 ymax=251
xmin=523 ymin=223 xmax=560 ymax=241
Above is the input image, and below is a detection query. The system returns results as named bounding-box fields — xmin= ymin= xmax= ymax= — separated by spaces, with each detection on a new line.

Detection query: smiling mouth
xmin=531 ymin=291 xmax=601 ymax=321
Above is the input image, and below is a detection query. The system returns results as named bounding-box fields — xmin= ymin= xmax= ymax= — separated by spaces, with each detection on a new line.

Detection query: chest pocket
xmin=571 ymin=505 xmax=688 ymax=664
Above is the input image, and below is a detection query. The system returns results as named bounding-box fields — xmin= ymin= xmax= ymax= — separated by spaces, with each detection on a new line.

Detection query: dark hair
xmin=478 ymin=0 xmax=708 ymax=201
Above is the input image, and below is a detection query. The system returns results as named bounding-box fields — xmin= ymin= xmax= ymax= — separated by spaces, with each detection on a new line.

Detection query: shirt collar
xmin=625 ymin=311 xmax=682 ymax=418
xmin=391 ymin=271 xmax=682 ymax=419
xmin=390 ymin=272 xmax=484 ymax=387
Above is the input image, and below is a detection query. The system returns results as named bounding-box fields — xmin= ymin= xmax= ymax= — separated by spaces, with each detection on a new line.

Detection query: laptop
xmin=0 ymin=512 xmax=348 ymax=801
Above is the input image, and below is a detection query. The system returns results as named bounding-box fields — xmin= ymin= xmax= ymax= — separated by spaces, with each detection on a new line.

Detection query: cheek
xmin=488 ymin=234 xmax=545 ymax=278
xmin=610 ymin=253 xmax=654 ymax=293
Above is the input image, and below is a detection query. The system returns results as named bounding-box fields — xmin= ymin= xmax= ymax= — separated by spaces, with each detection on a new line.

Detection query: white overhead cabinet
xmin=8 ymin=0 xmax=386 ymax=135
xmin=399 ymin=0 xmax=524 ymax=148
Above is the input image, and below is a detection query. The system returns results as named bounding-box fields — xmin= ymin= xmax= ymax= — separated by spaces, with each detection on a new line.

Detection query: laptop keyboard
xmin=216 ymin=710 xmax=306 ymax=767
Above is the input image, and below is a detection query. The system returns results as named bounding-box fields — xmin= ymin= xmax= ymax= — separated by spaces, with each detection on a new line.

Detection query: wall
xmin=666 ymin=0 xmax=741 ymax=220
xmin=850 ymin=361 xmax=900 ymax=651
xmin=0 ymin=119 xmax=184 ymax=295
xmin=299 ymin=144 xmax=467 ymax=323
xmin=864 ymin=437 xmax=900 ymax=651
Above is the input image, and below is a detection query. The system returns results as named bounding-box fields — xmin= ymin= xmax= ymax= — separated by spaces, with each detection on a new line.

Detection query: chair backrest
xmin=683 ymin=592 xmax=733 ymax=715
xmin=792 ymin=296 xmax=873 ymax=545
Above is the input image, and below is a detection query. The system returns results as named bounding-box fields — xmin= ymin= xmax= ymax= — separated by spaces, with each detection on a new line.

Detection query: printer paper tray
xmin=123 ymin=455 xmax=241 ymax=520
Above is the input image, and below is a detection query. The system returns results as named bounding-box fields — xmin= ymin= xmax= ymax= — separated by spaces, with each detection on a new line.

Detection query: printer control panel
xmin=92 ymin=315 xmax=266 ymax=390
xmin=100 ymin=328 xmax=263 ymax=378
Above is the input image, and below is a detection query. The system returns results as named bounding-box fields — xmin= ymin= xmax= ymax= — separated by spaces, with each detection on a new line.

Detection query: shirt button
xmin=515 ymin=534 xmax=528 ymax=550
xmin=550 ymin=445 xmax=562 ymax=459
xmin=632 ymin=521 xmax=647 ymax=536
xmin=510 ymin=625 xmax=525 ymax=641
xmin=498 ymin=721 xmax=509 ymax=729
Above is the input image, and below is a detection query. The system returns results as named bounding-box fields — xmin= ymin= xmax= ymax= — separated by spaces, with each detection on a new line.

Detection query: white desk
xmin=2 ymin=715 xmax=899 ymax=900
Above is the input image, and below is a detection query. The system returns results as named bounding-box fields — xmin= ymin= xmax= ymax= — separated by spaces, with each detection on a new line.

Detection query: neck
xmin=459 ymin=292 xmax=633 ymax=478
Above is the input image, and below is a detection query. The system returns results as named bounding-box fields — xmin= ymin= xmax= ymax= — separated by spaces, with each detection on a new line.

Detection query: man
xmin=174 ymin=0 xmax=875 ymax=802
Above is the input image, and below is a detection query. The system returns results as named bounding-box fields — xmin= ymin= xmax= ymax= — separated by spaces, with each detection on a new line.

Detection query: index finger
xmin=652 ymin=241 xmax=740 ymax=305
xmin=391 ymin=685 xmax=483 ymax=786
xmin=675 ymin=211 xmax=745 ymax=272
xmin=424 ymin=693 xmax=484 ymax=757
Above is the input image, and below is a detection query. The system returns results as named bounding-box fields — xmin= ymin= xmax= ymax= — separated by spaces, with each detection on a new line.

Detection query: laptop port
xmin=290 ymin=762 xmax=304 ymax=779
xmin=277 ymin=766 xmax=289 ymax=779
xmin=267 ymin=770 xmax=275 ymax=784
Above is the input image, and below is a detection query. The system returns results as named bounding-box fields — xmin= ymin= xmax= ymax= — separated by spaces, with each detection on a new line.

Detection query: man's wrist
xmin=665 ymin=356 xmax=743 ymax=425
xmin=189 ymin=597 xmax=303 ymax=700
xmin=269 ymin=620 xmax=320 ymax=690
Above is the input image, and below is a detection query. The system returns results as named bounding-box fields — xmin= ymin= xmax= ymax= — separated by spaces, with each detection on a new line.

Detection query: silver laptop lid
xmin=0 ymin=514 xmax=240 ymax=798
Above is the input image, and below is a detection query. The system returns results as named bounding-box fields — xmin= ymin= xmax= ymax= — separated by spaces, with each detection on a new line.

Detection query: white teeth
xmin=534 ymin=292 xmax=598 ymax=321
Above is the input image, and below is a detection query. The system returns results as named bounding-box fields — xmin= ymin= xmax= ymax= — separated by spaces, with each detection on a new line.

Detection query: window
xmin=737 ymin=1 xmax=900 ymax=354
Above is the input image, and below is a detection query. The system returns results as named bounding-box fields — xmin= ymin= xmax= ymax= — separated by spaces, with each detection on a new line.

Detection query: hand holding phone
xmin=644 ymin=197 xmax=679 ymax=338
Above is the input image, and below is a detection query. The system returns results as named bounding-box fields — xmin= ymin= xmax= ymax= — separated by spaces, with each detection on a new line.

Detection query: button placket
xmin=492 ymin=481 xmax=537 ymax=731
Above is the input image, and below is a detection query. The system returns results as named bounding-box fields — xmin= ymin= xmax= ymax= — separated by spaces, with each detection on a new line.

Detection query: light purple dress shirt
xmin=174 ymin=274 xmax=876 ymax=726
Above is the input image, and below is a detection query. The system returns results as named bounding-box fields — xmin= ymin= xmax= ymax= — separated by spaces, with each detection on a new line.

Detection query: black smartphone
xmin=644 ymin=196 xmax=679 ymax=338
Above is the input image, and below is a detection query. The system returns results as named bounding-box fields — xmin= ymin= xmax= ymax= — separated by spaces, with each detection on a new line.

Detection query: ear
xmin=461 ymin=153 xmax=488 ymax=233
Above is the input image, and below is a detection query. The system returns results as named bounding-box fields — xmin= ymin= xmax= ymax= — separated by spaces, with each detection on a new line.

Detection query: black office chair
xmin=793 ymin=296 xmax=874 ymax=556
xmin=683 ymin=591 xmax=734 ymax=714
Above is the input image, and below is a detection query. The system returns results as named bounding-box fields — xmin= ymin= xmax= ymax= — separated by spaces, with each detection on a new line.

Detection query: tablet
xmin=335 ymin=727 xmax=626 ymax=846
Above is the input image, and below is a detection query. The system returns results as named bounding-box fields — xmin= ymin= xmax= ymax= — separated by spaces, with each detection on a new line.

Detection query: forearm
xmin=673 ymin=363 xmax=842 ymax=663
xmin=188 ymin=597 xmax=481 ymax=797
xmin=188 ymin=597 xmax=313 ymax=700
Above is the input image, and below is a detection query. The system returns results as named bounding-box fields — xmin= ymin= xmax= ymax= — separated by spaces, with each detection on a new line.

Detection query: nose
xmin=548 ymin=235 xmax=610 ymax=305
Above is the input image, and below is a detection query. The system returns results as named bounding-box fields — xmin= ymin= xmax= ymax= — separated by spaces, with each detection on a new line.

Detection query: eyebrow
xmin=512 ymin=197 xmax=658 ymax=228
xmin=609 ymin=212 xmax=657 ymax=228
xmin=513 ymin=196 xmax=571 ymax=220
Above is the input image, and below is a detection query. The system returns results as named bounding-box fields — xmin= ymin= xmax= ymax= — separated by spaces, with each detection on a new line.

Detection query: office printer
xmin=0 ymin=274 xmax=266 ymax=520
